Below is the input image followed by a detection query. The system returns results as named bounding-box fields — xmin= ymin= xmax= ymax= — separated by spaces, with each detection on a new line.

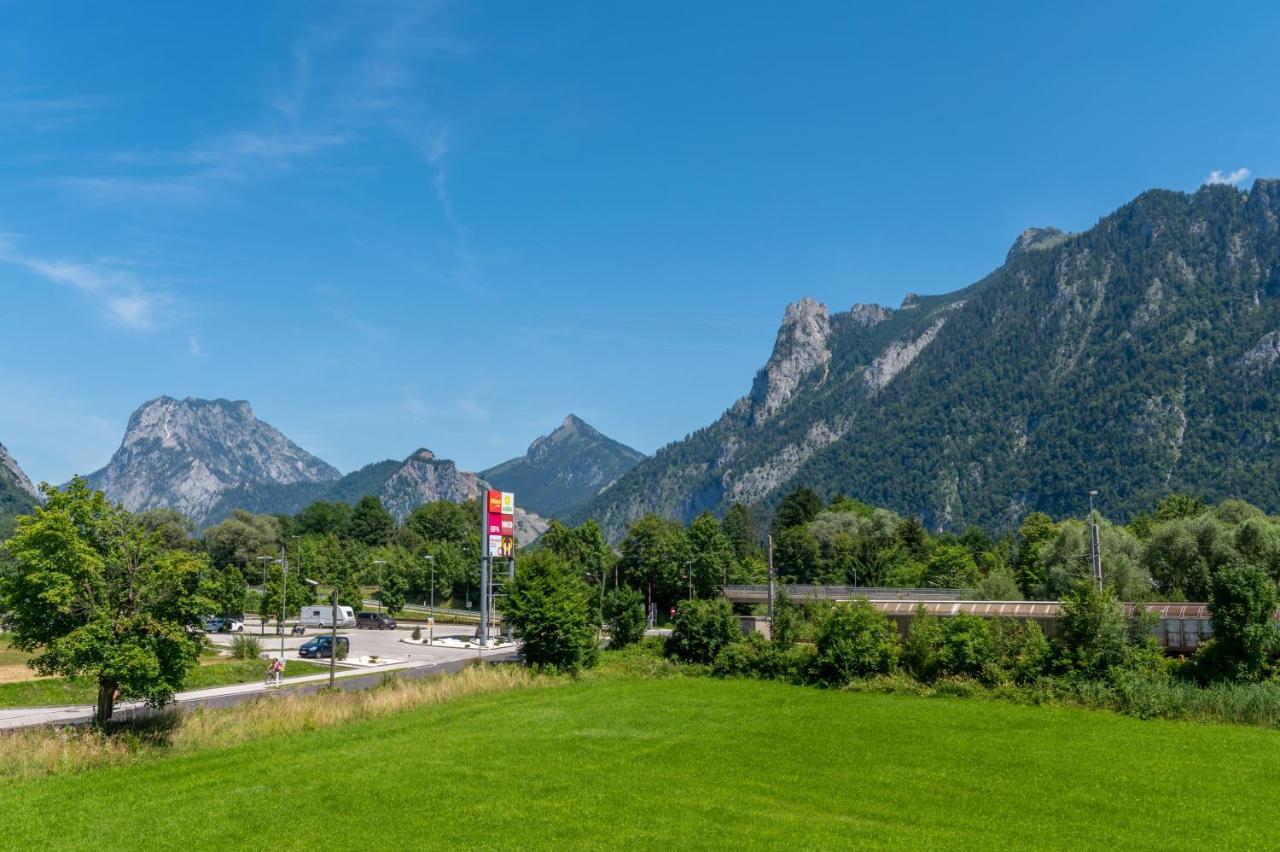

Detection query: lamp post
xmin=305 ymin=579 xmax=337 ymax=688
xmin=686 ymin=560 xmax=694 ymax=602
xmin=372 ymin=559 xmax=388 ymax=613
xmin=422 ymin=554 xmax=435 ymax=645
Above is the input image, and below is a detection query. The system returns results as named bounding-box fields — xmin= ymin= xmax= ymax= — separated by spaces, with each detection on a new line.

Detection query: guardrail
xmin=721 ymin=585 xmax=978 ymax=602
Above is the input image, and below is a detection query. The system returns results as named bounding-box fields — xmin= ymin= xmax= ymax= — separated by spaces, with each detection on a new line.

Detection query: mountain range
xmin=72 ymin=397 xmax=640 ymax=540
xmin=481 ymin=414 xmax=645 ymax=517
xmin=0 ymin=441 xmax=39 ymax=535
xmin=13 ymin=180 xmax=1280 ymax=543
xmin=571 ymin=179 xmax=1280 ymax=538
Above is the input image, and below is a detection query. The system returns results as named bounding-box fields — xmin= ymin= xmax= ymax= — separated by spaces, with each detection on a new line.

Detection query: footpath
xmin=0 ymin=646 xmax=518 ymax=731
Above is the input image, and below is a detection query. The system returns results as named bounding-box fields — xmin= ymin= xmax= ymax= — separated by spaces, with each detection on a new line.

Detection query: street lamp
xmin=686 ymin=560 xmax=694 ymax=602
xmin=305 ymin=578 xmax=337 ymax=688
xmin=422 ymin=554 xmax=435 ymax=645
xmin=372 ymin=559 xmax=388 ymax=613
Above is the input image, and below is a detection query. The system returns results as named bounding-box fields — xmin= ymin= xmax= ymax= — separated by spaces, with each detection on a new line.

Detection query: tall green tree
xmin=259 ymin=563 xmax=315 ymax=630
xmin=772 ymin=487 xmax=822 ymax=534
xmin=687 ymin=511 xmax=734 ymax=595
xmin=722 ymin=502 xmax=760 ymax=562
xmin=345 ymin=496 xmax=396 ymax=547
xmin=203 ymin=510 xmax=281 ymax=570
xmin=617 ymin=515 xmax=690 ymax=612
xmin=209 ymin=565 xmax=247 ymax=618
xmin=0 ymin=479 xmax=212 ymax=724
xmin=1197 ymin=562 xmax=1279 ymax=682
xmin=504 ymin=550 xmax=598 ymax=673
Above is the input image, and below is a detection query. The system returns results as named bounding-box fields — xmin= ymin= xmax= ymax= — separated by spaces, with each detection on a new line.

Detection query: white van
xmin=298 ymin=605 xmax=356 ymax=628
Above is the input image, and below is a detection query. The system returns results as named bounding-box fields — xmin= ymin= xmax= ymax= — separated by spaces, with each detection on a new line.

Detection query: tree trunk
xmin=96 ymin=680 xmax=117 ymax=726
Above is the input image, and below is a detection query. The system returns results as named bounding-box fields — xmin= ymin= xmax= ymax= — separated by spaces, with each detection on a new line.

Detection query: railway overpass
xmin=720 ymin=585 xmax=1220 ymax=654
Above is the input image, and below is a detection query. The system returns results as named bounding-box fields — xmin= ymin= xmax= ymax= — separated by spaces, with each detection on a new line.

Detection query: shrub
xmin=712 ymin=632 xmax=817 ymax=684
xmin=230 ymin=635 xmax=263 ymax=660
xmin=411 ymin=625 xmax=422 ymax=641
xmin=665 ymin=599 xmax=740 ymax=664
xmin=603 ymin=586 xmax=646 ymax=649
xmin=504 ymin=551 xmax=599 ymax=674
xmin=813 ymin=600 xmax=899 ymax=685
xmin=771 ymin=589 xmax=802 ymax=650
xmin=936 ymin=614 xmax=997 ymax=680
xmin=903 ymin=607 xmax=942 ymax=680
xmin=1196 ymin=562 xmax=1279 ymax=682
xmin=1058 ymin=584 xmax=1145 ymax=677
xmin=992 ymin=619 xmax=1051 ymax=684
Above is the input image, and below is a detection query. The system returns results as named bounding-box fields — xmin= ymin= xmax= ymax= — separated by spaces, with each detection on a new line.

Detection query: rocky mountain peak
xmin=1005 ymin=227 xmax=1068 ymax=263
xmin=747 ymin=298 xmax=832 ymax=425
xmin=849 ymin=303 xmax=891 ymax=327
xmin=0 ymin=441 xmax=39 ymax=500
xmin=408 ymin=448 xmax=436 ymax=462
xmin=481 ymin=416 xmax=645 ymax=517
xmin=85 ymin=396 xmax=339 ymax=525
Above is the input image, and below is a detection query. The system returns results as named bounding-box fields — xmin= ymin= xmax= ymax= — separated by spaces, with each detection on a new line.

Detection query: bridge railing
xmin=721 ymin=585 xmax=978 ymax=602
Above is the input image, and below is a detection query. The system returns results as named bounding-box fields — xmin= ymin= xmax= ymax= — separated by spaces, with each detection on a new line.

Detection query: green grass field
xmin=0 ymin=659 xmax=328 ymax=708
xmin=3 ymin=673 xmax=1280 ymax=849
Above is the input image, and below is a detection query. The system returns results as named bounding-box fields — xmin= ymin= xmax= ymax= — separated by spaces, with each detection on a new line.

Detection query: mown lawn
xmin=3 ymin=674 xmax=1280 ymax=849
xmin=0 ymin=659 xmax=327 ymax=708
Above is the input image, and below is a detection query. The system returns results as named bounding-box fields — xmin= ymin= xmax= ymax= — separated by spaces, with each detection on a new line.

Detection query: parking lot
xmin=207 ymin=617 xmax=511 ymax=669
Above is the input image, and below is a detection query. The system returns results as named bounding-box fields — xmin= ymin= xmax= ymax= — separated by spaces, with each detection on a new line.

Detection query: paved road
xmin=0 ymin=621 xmax=520 ymax=731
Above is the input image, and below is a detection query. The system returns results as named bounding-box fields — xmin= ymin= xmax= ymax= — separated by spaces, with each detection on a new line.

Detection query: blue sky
xmin=2 ymin=1 xmax=1278 ymax=485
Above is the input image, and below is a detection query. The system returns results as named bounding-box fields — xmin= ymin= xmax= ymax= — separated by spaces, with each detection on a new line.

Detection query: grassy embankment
xmin=2 ymin=657 xmax=1279 ymax=848
xmin=0 ymin=639 xmax=327 ymax=708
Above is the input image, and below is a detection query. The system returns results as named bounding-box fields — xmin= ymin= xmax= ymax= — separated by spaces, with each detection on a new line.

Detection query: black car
xmin=356 ymin=612 xmax=397 ymax=630
xmin=298 ymin=635 xmax=350 ymax=659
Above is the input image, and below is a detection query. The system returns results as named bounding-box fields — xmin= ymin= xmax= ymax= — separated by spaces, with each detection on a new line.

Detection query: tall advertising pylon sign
xmin=480 ymin=489 xmax=515 ymax=646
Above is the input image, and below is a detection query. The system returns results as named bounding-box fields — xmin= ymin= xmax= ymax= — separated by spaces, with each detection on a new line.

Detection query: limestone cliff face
xmin=84 ymin=396 xmax=340 ymax=525
xmin=378 ymin=448 xmax=549 ymax=543
xmin=745 ymin=298 xmax=831 ymax=425
xmin=574 ymin=179 xmax=1280 ymax=537
xmin=0 ymin=441 xmax=38 ymax=500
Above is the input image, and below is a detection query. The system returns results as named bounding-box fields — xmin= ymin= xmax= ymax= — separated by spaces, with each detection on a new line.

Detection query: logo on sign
xmin=488 ymin=534 xmax=503 ymax=555
xmin=500 ymin=492 xmax=515 ymax=515
xmin=487 ymin=490 xmax=503 ymax=514
xmin=499 ymin=536 xmax=514 ymax=557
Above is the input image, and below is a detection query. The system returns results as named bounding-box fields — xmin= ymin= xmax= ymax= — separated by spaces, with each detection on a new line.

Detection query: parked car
xmin=201 ymin=616 xmax=245 ymax=633
xmin=298 ymin=605 xmax=356 ymax=629
xmin=298 ymin=635 xmax=350 ymax=660
xmin=356 ymin=612 xmax=397 ymax=630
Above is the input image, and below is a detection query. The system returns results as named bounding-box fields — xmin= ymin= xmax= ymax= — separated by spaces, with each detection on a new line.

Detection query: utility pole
xmin=330 ymin=586 xmax=338 ymax=688
xmin=423 ymin=554 xmax=435 ymax=646
xmin=257 ymin=555 xmax=273 ymax=636
xmin=372 ymin=559 xmax=388 ymax=613
xmin=1089 ymin=490 xmax=1103 ymax=593
xmin=279 ymin=546 xmax=288 ymax=664
xmin=767 ymin=534 xmax=775 ymax=626
xmin=686 ymin=560 xmax=694 ymax=602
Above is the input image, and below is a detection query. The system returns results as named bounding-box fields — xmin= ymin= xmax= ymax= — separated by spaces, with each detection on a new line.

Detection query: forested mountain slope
xmin=572 ymin=180 xmax=1280 ymax=539
xmin=0 ymin=441 xmax=39 ymax=535
xmin=481 ymin=415 xmax=645 ymax=517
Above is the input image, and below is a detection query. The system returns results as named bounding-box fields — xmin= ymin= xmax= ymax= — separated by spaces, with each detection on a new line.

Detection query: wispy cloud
xmin=189 ymin=336 xmax=203 ymax=357
xmin=0 ymin=234 xmax=169 ymax=330
xmin=0 ymin=90 xmax=99 ymax=132
xmin=1205 ymin=167 xmax=1251 ymax=186
xmin=421 ymin=129 xmax=459 ymax=232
